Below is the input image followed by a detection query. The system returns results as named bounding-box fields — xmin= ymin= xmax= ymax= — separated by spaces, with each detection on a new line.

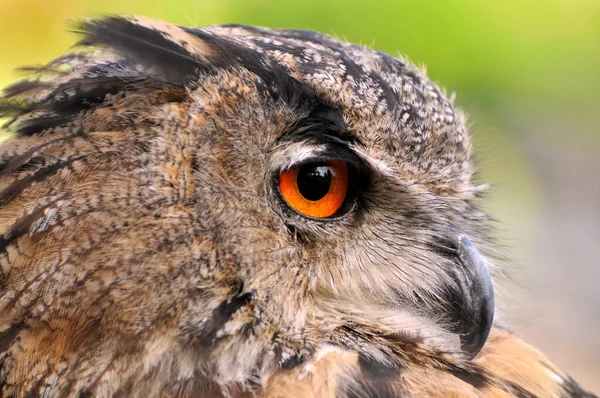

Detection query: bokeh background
xmin=1 ymin=0 xmax=598 ymax=391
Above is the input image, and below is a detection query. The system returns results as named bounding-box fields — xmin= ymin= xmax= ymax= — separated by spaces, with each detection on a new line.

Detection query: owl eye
xmin=279 ymin=160 xmax=350 ymax=218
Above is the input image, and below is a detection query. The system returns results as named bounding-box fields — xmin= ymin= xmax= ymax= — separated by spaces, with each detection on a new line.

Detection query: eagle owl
xmin=0 ymin=16 xmax=595 ymax=397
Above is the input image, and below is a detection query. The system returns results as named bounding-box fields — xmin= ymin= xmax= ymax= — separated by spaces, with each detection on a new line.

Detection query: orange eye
xmin=279 ymin=160 xmax=349 ymax=218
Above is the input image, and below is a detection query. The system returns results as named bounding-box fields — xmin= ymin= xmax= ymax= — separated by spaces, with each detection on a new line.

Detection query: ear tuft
xmin=75 ymin=16 xmax=208 ymax=86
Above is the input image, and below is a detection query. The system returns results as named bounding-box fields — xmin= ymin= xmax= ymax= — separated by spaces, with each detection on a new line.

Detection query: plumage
xmin=0 ymin=15 xmax=595 ymax=397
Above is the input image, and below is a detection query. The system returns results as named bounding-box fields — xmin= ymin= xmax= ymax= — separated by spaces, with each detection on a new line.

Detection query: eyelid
xmin=280 ymin=148 xmax=364 ymax=173
xmin=270 ymin=141 xmax=328 ymax=173
xmin=271 ymin=136 xmax=365 ymax=175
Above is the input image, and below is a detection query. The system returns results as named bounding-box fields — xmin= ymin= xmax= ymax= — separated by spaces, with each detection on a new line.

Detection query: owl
xmin=0 ymin=16 xmax=595 ymax=397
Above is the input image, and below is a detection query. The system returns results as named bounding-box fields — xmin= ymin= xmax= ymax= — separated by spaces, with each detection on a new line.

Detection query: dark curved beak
xmin=449 ymin=235 xmax=495 ymax=359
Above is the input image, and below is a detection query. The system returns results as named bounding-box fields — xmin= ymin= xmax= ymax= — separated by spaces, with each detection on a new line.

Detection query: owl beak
xmin=452 ymin=235 xmax=495 ymax=359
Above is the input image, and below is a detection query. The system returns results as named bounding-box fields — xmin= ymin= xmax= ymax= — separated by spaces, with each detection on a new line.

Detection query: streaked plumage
xmin=0 ymin=16 xmax=595 ymax=397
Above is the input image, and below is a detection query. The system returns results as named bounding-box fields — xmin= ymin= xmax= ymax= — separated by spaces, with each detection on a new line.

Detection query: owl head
xmin=0 ymin=16 xmax=495 ymax=395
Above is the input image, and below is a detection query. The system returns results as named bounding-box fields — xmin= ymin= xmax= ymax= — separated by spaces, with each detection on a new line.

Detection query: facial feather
xmin=0 ymin=15 xmax=595 ymax=398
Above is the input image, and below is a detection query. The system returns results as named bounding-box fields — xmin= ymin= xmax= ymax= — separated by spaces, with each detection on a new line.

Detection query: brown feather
xmin=0 ymin=15 xmax=595 ymax=398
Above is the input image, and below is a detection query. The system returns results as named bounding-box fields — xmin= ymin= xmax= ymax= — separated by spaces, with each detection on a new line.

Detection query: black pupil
xmin=297 ymin=164 xmax=332 ymax=201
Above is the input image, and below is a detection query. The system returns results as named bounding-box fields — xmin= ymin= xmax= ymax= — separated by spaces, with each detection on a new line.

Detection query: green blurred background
xmin=1 ymin=0 xmax=599 ymax=391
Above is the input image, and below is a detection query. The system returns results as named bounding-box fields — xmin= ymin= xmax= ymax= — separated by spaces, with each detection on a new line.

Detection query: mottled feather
xmin=0 ymin=16 xmax=595 ymax=398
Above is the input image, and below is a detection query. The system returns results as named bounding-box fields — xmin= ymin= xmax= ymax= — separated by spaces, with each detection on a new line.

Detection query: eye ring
xmin=279 ymin=160 xmax=349 ymax=219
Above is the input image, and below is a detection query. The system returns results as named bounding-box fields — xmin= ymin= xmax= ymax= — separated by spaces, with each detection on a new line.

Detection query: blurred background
xmin=1 ymin=0 xmax=598 ymax=391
